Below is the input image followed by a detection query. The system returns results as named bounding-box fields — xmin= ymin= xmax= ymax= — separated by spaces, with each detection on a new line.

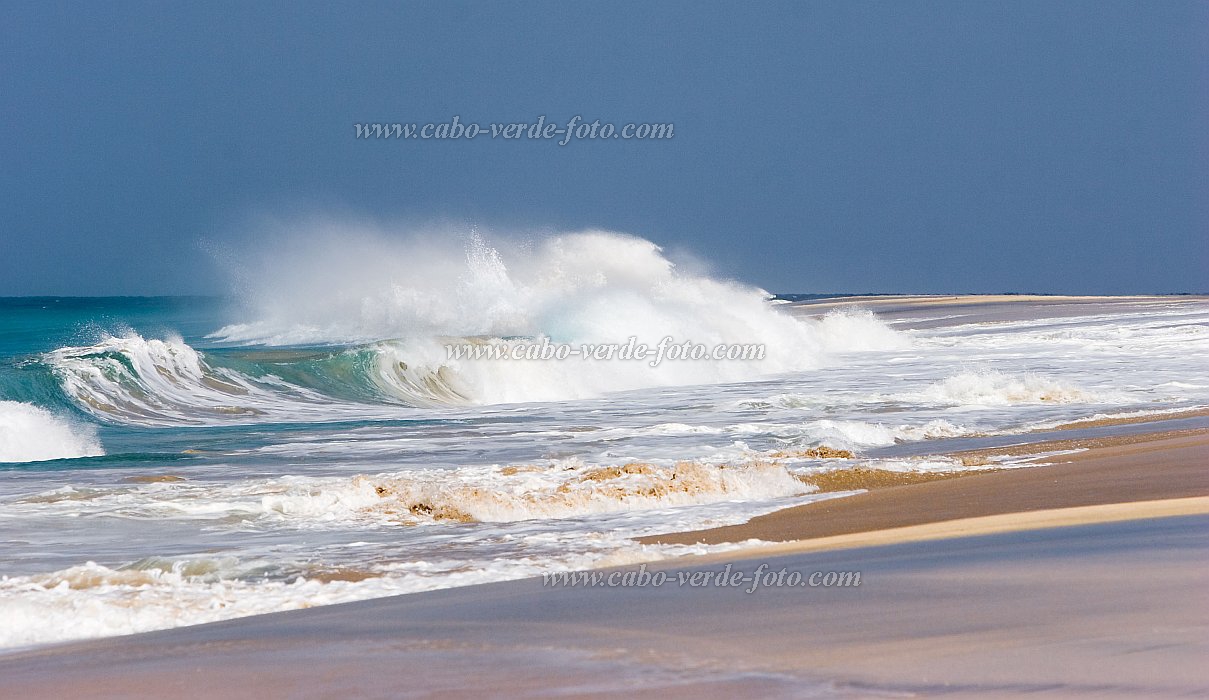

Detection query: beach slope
xmin=1 ymin=430 xmax=1207 ymax=698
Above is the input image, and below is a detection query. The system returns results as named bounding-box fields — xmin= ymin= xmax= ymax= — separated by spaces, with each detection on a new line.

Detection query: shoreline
xmin=3 ymin=518 xmax=1204 ymax=697
xmin=673 ymin=496 xmax=1209 ymax=566
xmin=642 ymin=427 xmax=1209 ymax=546
xmin=5 ymin=289 xmax=1208 ymax=695
xmin=2 ymin=424 xmax=1207 ymax=696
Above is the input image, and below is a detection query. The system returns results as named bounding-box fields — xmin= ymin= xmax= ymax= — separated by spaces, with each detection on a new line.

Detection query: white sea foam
xmin=10 ymin=256 xmax=1209 ymax=653
xmin=810 ymin=309 xmax=913 ymax=353
xmin=44 ymin=335 xmax=382 ymax=426
xmin=45 ymin=231 xmax=911 ymax=417
xmin=208 ymin=227 xmax=907 ymax=404
xmin=286 ymin=460 xmax=810 ymax=524
xmin=0 ymin=401 xmax=103 ymax=463
xmin=914 ymin=370 xmax=1103 ymax=406
xmin=795 ymin=418 xmax=973 ymax=448
xmin=215 ymin=228 xmax=792 ymax=347
xmin=363 ymin=306 xmax=910 ymax=406
xmin=0 ymin=540 xmax=733 ymax=649
xmin=7 ymin=457 xmax=813 ymax=527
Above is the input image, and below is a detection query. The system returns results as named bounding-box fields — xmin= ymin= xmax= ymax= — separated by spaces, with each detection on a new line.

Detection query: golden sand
xmin=644 ymin=430 xmax=1209 ymax=546
xmin=768 ymin=446 xmax=855 ymax=459
xmin=121 ymin=474 xmax=188 ymax=484
xmin=796 ymin=466 xmax=996 ymax=493
xmin=686 ymin=496 xmax=1209 ymax=565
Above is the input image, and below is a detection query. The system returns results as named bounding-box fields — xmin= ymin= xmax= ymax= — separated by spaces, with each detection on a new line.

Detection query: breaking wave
xmin=0 ymin=540 xmax=727 ymax=649
xmin=10 ymin=457 xmax=814 ymax=526
xmin=43 ymin=335 xmax=352 ymax=426
xmin=0 ymin=401 xmax=103 ymax=463
xmin=41 ymin=230 xmax=908 ymax=422
xmin=268 ymin=459 xmax=811 ymax=525
xmin=211 ymin=228 xmax=815 ymax=350
xmin=915 ymin=370 xmax=1101 ymax=406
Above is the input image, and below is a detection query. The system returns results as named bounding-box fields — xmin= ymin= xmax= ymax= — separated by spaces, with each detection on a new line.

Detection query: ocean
xmin=1 ymin=233 xmax=1206 ymax=649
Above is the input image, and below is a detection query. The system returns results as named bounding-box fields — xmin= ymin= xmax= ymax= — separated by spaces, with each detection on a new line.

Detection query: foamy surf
xmin=203 ymin=230 xmax=910 ymax=405
xmin=914 ymin=370 xmax=1105 ymax=406
xmin=0 ymin=401 xmax=103 ymax=463
xmin=211 ymin=230 xmax=819 ymax=350
xmin=7 ymin=455 xmax=817 ymax=527
xmin=44 ymin=312 xmax=908 ymax=425
xmin=2 ymin=234 xmax=1208 ymax=653
xmin=43 ymin=335 xmax=392 ymax=426
xmin=0 ymin=539 xmax=740 ymax=649
xmin=36 ymin=229 xmax=913 ymax=423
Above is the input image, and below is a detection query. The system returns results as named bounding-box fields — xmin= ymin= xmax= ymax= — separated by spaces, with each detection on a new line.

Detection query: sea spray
xmin=0 ymin=400 xmax=103 ymax=462
xmin=45 ymin=229 xmax=910 ymax=419
xmin=207 ymin=226 xmax=908 ymax=404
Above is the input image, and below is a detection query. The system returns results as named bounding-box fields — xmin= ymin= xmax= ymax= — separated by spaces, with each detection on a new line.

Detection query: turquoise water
xmin=0 ymin=296 xmax=385 ymax=468
xmin=1 ymin=297 xmax=223 ymax=464
xmin=2 ymin=289 xmax=1207 ymax=649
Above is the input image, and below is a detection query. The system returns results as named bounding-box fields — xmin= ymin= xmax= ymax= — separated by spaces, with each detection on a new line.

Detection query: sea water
xmin=1 ymin=231 xmax=1206 ymax=648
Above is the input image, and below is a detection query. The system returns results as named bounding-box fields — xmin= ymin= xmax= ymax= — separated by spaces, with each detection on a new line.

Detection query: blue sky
xmin=2 ymin=1 xmax=1205 ymax=295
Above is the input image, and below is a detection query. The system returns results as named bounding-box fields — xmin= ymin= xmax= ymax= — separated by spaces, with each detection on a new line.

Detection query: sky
xmin=1 ymin=0 xmax=1206 ymax=296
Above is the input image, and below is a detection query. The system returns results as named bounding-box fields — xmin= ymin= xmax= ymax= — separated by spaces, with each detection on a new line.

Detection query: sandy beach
xmin=645 ymin=428 xmax=1209 ymax=546
xmin=6 ymin=0 xmax=1207 ymax=694
xmin=2 ymin=422 xmax=1206 ymax=698
xmin=5 ymin=292 xmax=1208 ymax=697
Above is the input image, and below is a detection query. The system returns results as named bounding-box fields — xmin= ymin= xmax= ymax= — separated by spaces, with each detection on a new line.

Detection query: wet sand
xmin=645 ymin=430 xmax=1209 ymax=546
xmin=2 ymin=429 xmax=1207 ymax=697
xmin=5 ymin=297 xmax=1208 ymax=697
xmin=1041 ymin=407 xmax=1209 ymax=431
xmin=1 ymin=512 xmax=1204 ymax=698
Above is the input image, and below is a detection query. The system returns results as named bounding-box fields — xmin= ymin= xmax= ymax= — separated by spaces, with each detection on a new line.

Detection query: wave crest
xmin=44 ymin=335 xmax=337 ymax=425
xmin=0 ymin=401 xmax=103 ymax=463
xmin=918 ymin=370 xmax=1100 ymax=406
xmin=42 ymin=231 xmax=910 ymax=418
xmin=263 ymin=458 xmax=811 ymax=524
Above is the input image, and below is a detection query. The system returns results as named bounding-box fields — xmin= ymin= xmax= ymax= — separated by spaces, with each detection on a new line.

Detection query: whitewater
xmin=1 ymin=228 xmax=1207 ymax=649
